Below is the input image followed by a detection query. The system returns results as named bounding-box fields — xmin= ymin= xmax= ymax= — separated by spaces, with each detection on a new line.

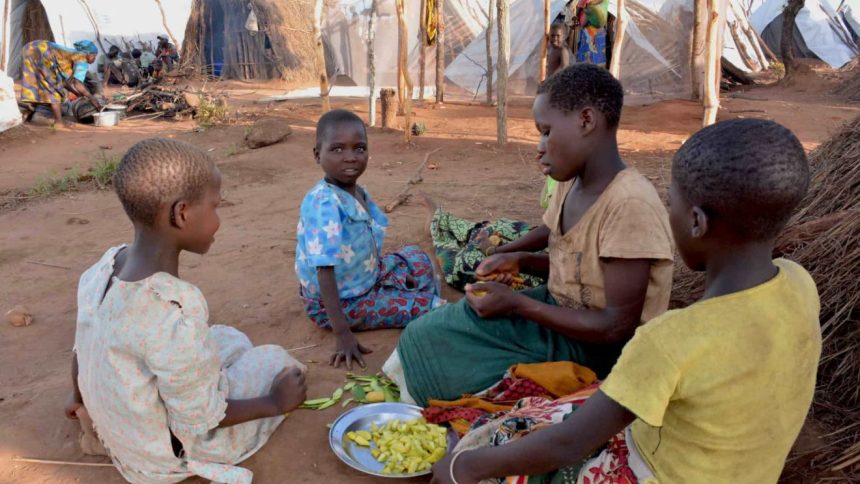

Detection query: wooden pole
xmin=396 ymin=0 xmax=413 ymax=142
xmin=486 ymin=0 xmax=494 ymax=105
xmin=0 ymin=0 xmax=10 ymax=72
xmin=435 ymin=0 xmax=445 ymax=104
xmin=539 ymin=0 xmax=550 ymax=81
xmin=419 ymin=0 xmax=427 ymax=100
xmin=729 ymin=0 xmax=769 ymax=69
xmin=368 ymin=0 xmax=378 ymax=126
xmin=728 ymin=20 xmax=760 ymax=71
xmin=153 ymin=0 xmax=180 ymax=50
xmin=702 ymin=0 xmax=720 ymax=127
xmin=380 ymin=88 xmax=397 ymax=129
xmin=780 ymin=0 xmax=804 ymax=79
xmin=496 ymin=0 xmax=510 ymax=145
xmin=690 ymin=0 xmax=707 ymax=101
xmin=313 ymin=0 xmax=331 ymax=113
xmin=609 ymin=0 xmax=626 ymax=78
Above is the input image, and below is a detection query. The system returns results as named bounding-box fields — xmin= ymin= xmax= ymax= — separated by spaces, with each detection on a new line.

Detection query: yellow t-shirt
xmin=601 ymin=259 xmax=821 ymax=484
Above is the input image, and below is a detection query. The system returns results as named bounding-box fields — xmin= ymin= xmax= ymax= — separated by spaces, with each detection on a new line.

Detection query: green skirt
xmin=397 ymin=286 xmax=625 ymax=407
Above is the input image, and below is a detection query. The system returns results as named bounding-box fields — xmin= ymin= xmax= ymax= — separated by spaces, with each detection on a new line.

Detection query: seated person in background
xmin=431 ymin=118 xmax=821 ymax=484
xmin=295 ymin=110 xmax=444 ymax=370
xmin=66 ymin=139 xmax=307 ymax=483
xmin=387 ymin=65 xmax=674 ymax=406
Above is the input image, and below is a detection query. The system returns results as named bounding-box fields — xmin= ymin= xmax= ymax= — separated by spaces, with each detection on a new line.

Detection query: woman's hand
xmin=475 ymin=253 xmax=521 ymax=285
xmin=331 ymin=330 xmax=372 ymax=370
xmin=465 ymin=281 xmax=522 ymax=319
xmin=270 ymin=367 xmax=307 ymax=414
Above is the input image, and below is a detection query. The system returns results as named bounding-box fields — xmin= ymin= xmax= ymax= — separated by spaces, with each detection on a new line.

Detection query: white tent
xmin=750 ymin=0 xmax=859 ymax=68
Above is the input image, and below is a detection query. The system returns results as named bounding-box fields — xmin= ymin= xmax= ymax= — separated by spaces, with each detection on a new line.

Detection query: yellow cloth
xmin=601 ymin=259 xmax=821 ymax=484
xmin=542 ymin=168 xmax=674 ymax=321
xmin=510 ymin=361 xmax=596 ymax=398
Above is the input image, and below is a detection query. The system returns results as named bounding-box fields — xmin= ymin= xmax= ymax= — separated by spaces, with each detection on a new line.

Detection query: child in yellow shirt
xmin=431 ymin=119 xmax=821 ymax=484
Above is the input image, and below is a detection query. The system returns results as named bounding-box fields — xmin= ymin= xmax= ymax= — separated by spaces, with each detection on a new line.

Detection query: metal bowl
xmin=328 ymin=402 xmax=456 ymax=478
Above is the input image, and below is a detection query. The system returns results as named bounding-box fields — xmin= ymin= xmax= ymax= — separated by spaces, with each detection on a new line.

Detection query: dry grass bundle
xmin=671 ymin=115 xmax=860 ymax=479
xmin=834 ymin=67 xmax=860 ymax=101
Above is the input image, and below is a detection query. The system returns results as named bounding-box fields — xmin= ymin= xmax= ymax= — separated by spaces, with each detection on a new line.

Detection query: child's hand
xmin=465 ymin=282 xmax=521 ymax=319
xmin=475 ymin=253 xmax=520 ymax=285
xmin=331 ymin=330 xmax=372 ymax=370
xmin=64 ymin=392 xmax=83 ymax=420
xmin=270 ymin=367 xmax=307 ymax=414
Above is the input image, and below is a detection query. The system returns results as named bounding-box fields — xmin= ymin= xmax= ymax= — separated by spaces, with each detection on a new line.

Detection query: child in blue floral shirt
xmin=296 ymin=110 xmax=443 ymax=369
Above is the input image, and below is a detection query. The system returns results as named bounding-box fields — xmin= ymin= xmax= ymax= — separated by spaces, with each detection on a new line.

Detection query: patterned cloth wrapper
xmin=302 ymin=245 xmax=442 ymax=330
xmin=21 ymin=40 xmax=91 ymax=104
xmin=430 ymin=208 xmax=545 ymax=291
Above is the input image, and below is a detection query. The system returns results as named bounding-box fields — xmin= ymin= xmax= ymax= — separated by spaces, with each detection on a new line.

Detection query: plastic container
xmin=92 ymin=111 xmax=119 ymax=127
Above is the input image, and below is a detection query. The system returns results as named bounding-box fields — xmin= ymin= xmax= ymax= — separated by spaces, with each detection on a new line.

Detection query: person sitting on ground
xmin=430 ymin=118 xmax=821 ymax=484
xmin=64 ymin=138 xmax=307 ymax=483
xmin=295 ymin=110 xmax=444 ymax=370
xmin=386 ymin=64 xmax=674 ymax=406
xmin=547 ymin=22 xmax=571 ymax=78
xmin=19 ymin=39 xmax=102 ymax=126
xmin=155 ymin=35 xmax=179 ymax=71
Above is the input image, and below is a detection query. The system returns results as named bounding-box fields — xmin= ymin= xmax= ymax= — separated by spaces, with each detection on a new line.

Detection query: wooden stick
xmin=539 ymin=0 xmax=550 ymax=82
xmin=496 ymin=0 xmax=510 ymax=145
xmin=153 ymin=0 xmax=179 ymax=49
xmin=0 ymin=0 xmax=11 ymax=71
xmin=609 ymin=0 xmax=627 ymax=78
xmin=702 ymin=0 xmax=721 ymax=127
xmin=419 ymin=0 xmax=427 ymax=100
xmin=368 ymin=0 xmax=378 ymax=126
xmin=435 ymin=0 xmax=445 ymax=104
xmin=396 ymin=0 xmax=413 ymax=141
xmin=26 ymin=260 xmax=73 ymax=271
xmin=313 ymin=0 xmax=331 ymax=113
xmin=12 ymin=457 xmax=113 ymax=467
xmin=690 ymin=0 xmax=707 ymax=101
xmin=287 ymin=343 xmax=320 ymax=352
xmin=384 ymin=148 xmax=442 ymax=213
xmin=485 ymin=0 xmax=494 ymax=105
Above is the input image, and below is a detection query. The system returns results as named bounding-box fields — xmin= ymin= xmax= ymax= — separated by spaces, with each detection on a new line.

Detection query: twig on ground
xmin=12 ymin=457 xmax=113 ymax=467
xmin=25 ymin=260 xmax=73 ymax=271
xmin=384 ymin=148 xmax=442 ymax=213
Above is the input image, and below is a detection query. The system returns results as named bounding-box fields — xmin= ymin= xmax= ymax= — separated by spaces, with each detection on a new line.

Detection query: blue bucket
xmin=213 ymin=62 xmax=223 ymax=76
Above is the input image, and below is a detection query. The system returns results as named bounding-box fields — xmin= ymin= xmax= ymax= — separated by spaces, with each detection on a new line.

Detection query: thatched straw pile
xmin=835 ymin=58 xmax=860 ymax=101
xmin=672 ymin=115 xmax=860 ymax=479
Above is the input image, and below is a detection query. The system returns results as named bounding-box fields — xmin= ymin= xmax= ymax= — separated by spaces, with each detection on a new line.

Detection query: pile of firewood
xmin=112 ymin=86 xmax=216 ymax=121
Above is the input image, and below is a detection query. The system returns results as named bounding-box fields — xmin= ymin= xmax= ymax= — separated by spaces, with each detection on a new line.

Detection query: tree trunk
xmin=396 ymin=0 xmax=413 ymax=142
xmin=781 ymin=0 xmax=804 ymax=78
xmin=419 ymin=0 xmax=427 ymax=100
xmin=539 ymin=0 xmax=550 ymax=81
xmin=691 ymin=0 xmax=707 ymax=101
xmin=313 ymin=0 xmax=331 ymax=113
xmin=702 ymin=0 xmax=721 ymax=127
xmin=486 ymin=0 xmax=494 ymax=105
xmin=435 ymin=0 xmax=445 ymax=104
xmin=609 ymin=0 xmax=626 ymax=78
xmin=381 ymin=88 xmax=397 ymax=129
xmin=368 ymin=0 xmax=378 ymax=126
xmin=497 ymin=0 xmax=510 ymax=145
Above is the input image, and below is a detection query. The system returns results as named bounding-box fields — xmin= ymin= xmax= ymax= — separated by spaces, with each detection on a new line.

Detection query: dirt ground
xmin=0 ymin=73 xmax=857 ymax=483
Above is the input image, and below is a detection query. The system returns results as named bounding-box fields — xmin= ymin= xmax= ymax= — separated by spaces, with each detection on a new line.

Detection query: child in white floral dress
xmin=64 ymin=138 xmax=307 ymax=484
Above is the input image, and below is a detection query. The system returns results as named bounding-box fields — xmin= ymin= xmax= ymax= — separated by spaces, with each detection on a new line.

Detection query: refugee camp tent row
xmin=0 ymin=0 xmax=858 ymax=106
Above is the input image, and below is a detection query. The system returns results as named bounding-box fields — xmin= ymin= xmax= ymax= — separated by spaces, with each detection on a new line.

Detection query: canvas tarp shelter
xmin=318 ymin=0 xmax=704 ymax=104
xmin=0 ymin=69 xmax=21 ymax=132
xmin=750 ymin=0 xmax=859 ymax=68
xmin=0 ymin=0 xmax=193 ymax=78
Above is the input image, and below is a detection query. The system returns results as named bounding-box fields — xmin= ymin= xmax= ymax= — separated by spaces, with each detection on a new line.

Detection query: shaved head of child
xmin=537 ymin=63 xmax=623 ymax=128
xmin=113 ymin=138 xmax=216 ymax=227
xmin=670 ymin=119 xmax=809 ymax=270
xmin=315 ymin=109 xmax=366 ymax=151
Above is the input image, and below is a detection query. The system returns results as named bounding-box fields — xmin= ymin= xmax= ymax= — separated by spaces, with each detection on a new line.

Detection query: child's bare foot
xmin=75 ymin=407 xmax=108 ymax=456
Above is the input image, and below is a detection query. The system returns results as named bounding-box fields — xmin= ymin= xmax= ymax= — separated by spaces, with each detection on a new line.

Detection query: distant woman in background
xmin=20 ymin=39 xmax=102 ymax=126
